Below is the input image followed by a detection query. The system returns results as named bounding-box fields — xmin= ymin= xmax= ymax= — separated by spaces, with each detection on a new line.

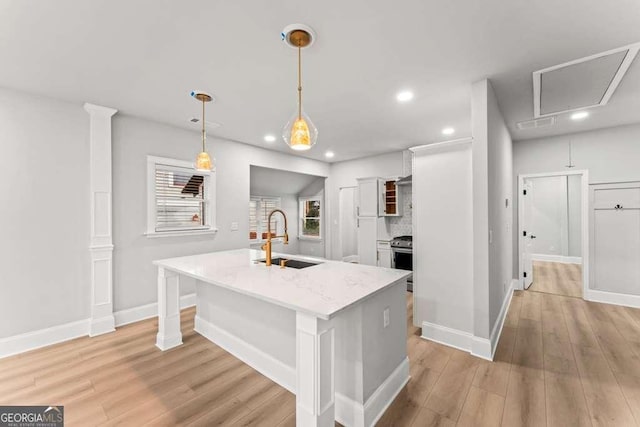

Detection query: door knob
xmin=530 ymin=235 xmax=537 ymax=239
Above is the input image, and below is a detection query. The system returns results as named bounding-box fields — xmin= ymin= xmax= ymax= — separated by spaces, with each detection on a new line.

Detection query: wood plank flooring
xmin=2 ymin=289 xmax=640 ymax=426
xmin=530 ymin=261 xmax=583 ymax=298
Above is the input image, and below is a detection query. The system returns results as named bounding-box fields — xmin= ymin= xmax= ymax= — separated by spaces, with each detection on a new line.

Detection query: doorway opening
xmin=518 ymin=170 xmax=589 ymax=298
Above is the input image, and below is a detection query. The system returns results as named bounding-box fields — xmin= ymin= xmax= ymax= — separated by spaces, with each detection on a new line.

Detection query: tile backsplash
xmin=388 ymin=184 xmax=412 ymax=237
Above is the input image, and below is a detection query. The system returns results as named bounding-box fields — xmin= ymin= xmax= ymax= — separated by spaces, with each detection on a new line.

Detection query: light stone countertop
xmin=154 ymin=248 xmax=411 ymax=320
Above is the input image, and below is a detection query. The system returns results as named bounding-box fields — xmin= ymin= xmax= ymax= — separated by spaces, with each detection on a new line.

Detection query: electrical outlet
xmin=383 ymin=307 xmax=390 ymax=328
xmin=231 ymin=222 xmax=238 ymax=231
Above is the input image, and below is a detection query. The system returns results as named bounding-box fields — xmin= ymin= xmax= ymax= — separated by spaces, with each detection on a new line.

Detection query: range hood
xmin=396 ymin=175 xmax=412 ymax=186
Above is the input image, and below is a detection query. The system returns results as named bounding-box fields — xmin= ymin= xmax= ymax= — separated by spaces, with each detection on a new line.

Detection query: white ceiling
xmin=250 ymin=166 xmax=320 ymax=196
xmin=1 ymin=0 xmax=639 ymax=161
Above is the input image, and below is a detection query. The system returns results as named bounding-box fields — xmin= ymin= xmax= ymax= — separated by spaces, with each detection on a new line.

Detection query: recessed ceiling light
xmin=264 ymin=134 xmax=276 ymax=143
xmin=571 ymin=111 xmax=589 ymax=121
xmin=442 ymin=127 xmax=455 ymax=135
xmin=325 ymin=151 xmax=335 ymax=159
xmin=396 ymin=91 xmax=414 ymax=102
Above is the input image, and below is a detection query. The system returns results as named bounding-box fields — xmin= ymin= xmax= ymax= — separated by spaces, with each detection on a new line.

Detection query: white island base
xmin=154 ymin=249 xmax=410 ymax=427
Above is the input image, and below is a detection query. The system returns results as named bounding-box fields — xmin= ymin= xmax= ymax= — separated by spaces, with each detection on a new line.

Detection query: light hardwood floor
xmin=2 ymin=291 xmax=640 ymax=426
xmin=530 ymin=261 xmax=583 ymax=298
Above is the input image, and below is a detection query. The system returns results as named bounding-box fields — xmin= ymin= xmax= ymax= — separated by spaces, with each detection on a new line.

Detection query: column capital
xmin=84 ymin=102 xmax=118 ymax=117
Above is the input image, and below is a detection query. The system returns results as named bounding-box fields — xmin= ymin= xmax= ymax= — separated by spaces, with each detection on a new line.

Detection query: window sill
xmin=249 ymin=238 xmax=285 ymax=244
xmin=298 ymin=236 xmax=323 ymax=242
xmin=145 ymin=228 xmax=218 ymax=239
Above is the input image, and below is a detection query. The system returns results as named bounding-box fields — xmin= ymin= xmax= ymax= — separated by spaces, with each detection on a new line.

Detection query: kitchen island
xmin=154 ymin=249 xmax=410 ymax=427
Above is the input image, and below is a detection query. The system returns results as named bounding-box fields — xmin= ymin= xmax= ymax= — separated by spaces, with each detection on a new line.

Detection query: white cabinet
xmin=377 ymin=240 xmax=392 ymax=268
xmin=379 ymin=179 xmax=403 ymax=217
xmin=357 ymin=217 xmax=378 ymax=266
xmin=591 ymin=182 xmax=640 ymax=296
xmin=358 ymin=177 xmax=379 ymax=217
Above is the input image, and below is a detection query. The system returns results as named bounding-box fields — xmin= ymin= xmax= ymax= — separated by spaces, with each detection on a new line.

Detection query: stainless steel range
xmin=391 ymin=235 xmax=413 ymax=292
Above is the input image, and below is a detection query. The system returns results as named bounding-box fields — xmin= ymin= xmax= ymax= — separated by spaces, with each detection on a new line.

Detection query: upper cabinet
xmin=358 ymin=177 xmax=403 ymax=217
xmin=379 ymin=179 xmax=403 ymax=217
xmin=357 ymin=177 xmax=379 ymax=217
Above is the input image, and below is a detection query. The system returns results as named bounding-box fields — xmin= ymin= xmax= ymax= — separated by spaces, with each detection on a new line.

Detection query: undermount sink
xmin=257 ymin=258 xmax=321 ymax=269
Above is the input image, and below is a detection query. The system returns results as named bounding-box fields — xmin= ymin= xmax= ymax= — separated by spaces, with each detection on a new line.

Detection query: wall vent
xmin=517 ymin=116 xmax=556 ymax=130
xmin=533 ymin=43 xmax=640 ymax=118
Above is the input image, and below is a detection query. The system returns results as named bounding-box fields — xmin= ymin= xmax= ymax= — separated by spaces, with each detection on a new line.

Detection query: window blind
xmin=155 ymin=166 xmax=206 ymax=231
xmin=249 ymin=197 xmax=281 ymax=240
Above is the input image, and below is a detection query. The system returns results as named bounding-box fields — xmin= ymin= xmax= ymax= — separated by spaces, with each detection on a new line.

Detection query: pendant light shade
xmin=195 ymin=151 xmax=212 ymax=171
xmin=282 ymin=26 xmax=317 ymax=151
xmin=191 ymin=90 xmax=214 ymax=171
xmin=283 ymin=109 xmax=317 ymax=151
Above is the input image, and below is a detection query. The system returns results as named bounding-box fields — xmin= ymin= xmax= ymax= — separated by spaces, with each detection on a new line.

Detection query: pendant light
xmin=191 ymin=90 xmax=214 ymax=171
xmin=282 ymin=25 xmax=318 ymax=151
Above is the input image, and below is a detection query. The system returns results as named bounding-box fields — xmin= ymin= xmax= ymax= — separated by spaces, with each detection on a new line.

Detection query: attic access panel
xmin=533 ymin=43 xmax=640 ymax=118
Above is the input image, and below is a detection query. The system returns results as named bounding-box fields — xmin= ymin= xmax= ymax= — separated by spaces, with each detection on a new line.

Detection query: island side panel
xmin=362 ymin=280 xmax=409 ymax=423
xmin=156 ymin=267 xmax=183 ymax=350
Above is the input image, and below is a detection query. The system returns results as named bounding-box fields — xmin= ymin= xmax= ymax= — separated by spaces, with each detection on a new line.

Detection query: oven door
xmin=392 ymin=247 xmax=413 ymax=271
xmin=392 ymin=247 xmax=413 ymax=291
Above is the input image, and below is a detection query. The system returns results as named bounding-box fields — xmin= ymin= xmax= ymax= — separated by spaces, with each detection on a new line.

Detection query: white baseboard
xmin=0 ymin=293 xmax=197 ymax=359
xmin=423 ymin=281 xmax=514 ymax=362
xmin=0 ymin=319 xmax=90 ymax=359
xmin=585 ymin=289 xmax=640 ymax=309
xmin=89 ymin=315 xmax=115 ymax=337
xmin=195 ymin=314 xmax=296 ymax=393
xmin=363 ymin=357 xmax=410 ymax=427
xmin=421 ymin=321 xmax=473 ymax=353
xmin=195 ymin=315 xmax=408 ymax=427
xmin=114 ymin=293 xmax=196 ymax=327
xmin=532 ymin=254 xmax=582 ymax=264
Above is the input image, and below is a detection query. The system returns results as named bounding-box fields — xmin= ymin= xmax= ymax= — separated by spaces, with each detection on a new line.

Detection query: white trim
xmin=114 ymin=293 xmax=196 ymax=327
xmin=409 ymin=137 xmax=473 ymax=155
xmin=362 ymin=357 xmax=410 ymax=427
xmin=0 ymin=294 xmax=198 ymax=359
xmin=146 ymin=155 xmax=216 ymax=236
xmin=533 ymin=42 xmax=640 ymax=118
xmin=585 ymin=289 xmax=640 ymax=309
xmin=194 ymin=314 xmax=408 ymax=427
xmin=517 ymin=170 xmax=590 ymax=297
xmin=531 ymin=254 xmax=582 ymax=264
xmin=421 ymin=321 xmax=473 ymax=353
xmin=0 ymin=319 xmax=90 ymax=359
xmin=195 ymin=314 xmax=296 ymax=392
xmin=475 ymin=281 xmax=515 ymax=361
xmin=145 ymin=229 xmax=218 ymax=239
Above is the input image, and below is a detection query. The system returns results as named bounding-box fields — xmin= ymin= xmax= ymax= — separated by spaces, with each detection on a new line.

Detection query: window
xmin=249 ymin=197 xmax=282 ymax=241
xmin=299 ymin=197 xmax=321 ymax=239
xmin=146 ymin=156 xmax=216 ymax=237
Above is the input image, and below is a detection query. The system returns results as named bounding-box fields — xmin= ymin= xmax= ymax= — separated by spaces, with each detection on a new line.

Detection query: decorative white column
xmin=84 ymin=103 xmax=117 ymax=337
xmin=156 ymin=267 xmax=183 ymax=350
xmin=296 ymin=312 xmax=336 ymax=427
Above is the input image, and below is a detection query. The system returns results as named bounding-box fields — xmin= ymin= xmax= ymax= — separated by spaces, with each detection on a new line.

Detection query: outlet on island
xmin=383 ymin=307 xmax=390 ymax=328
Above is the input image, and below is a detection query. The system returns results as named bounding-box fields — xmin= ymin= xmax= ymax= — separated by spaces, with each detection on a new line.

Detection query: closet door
xmin=591 ymin=182 xmax=640 ymax=295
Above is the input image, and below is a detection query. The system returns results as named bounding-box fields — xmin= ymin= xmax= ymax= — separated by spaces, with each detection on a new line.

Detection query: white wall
xmin=113 ymin=115 xmax=330 ymax=311
xmin=568 ymin=174 xmax=582 ymax=257
xmin=513 ymin=123 xmax=640 ymax=276
xmin=328 ymin=151 xmax=404 ymax=260
xmin=0 ymin=88 xmax=90 ymax=338
xmin=412 ymin=141 xmax=474 ymax=336
xmin=471 ymin=79 xmax=513 ymax=340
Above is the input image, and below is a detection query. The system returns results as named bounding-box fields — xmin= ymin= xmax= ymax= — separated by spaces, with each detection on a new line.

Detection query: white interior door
xmin=522 ymin=180 xmax=534 ymax=289
xmin=339 ymin=187 xmax=358 ymax=261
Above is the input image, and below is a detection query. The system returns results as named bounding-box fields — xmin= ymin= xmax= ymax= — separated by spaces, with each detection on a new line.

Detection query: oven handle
xmin=392 ymin=247 xmax=413 ymax=254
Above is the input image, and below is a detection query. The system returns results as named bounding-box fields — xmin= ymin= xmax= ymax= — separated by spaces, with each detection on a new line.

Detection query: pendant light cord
xmin=298 ymin=44 xmax=302 ymax=120
xmin=201 ymin=97 xmax=206 ymax=152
